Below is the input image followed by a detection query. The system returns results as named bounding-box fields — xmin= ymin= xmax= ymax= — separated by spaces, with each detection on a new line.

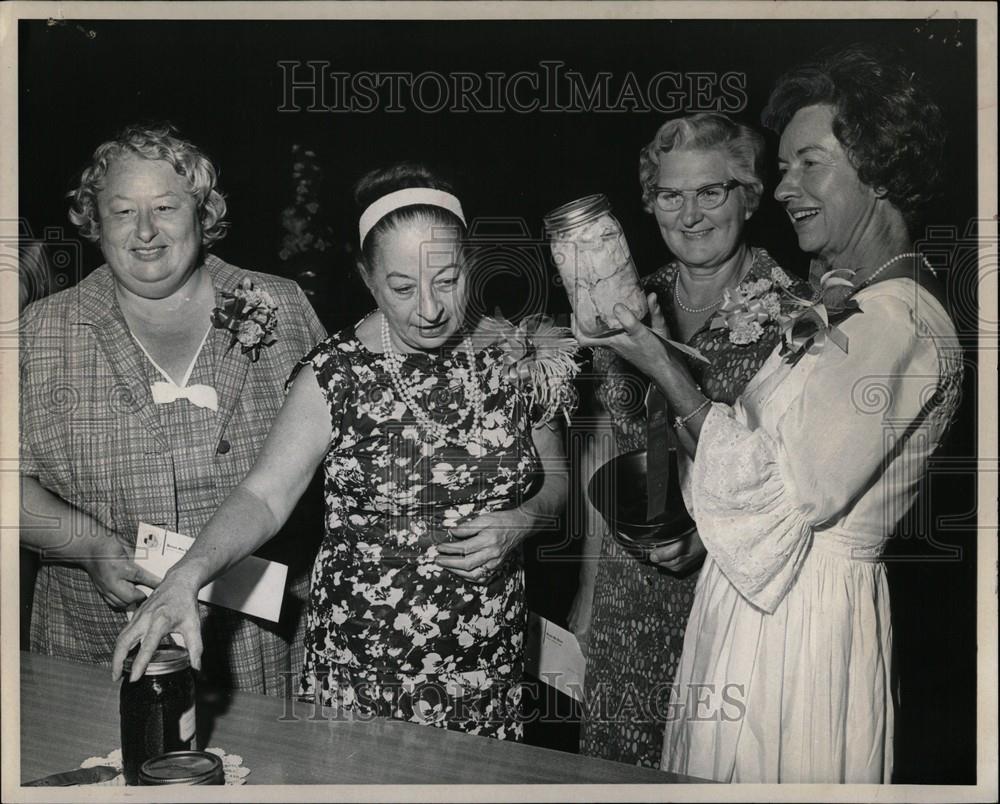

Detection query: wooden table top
xmin=19 ymin=652 xmax=698 ymax=786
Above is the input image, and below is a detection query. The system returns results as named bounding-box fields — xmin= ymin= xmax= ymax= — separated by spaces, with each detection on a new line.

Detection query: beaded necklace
xmin=380 ymin=314 xmax=484 ymax=446
xmin=859 ymin=252 xmax=936 ymax=287
xmin=673 ymin=280 xmax=723 ymax=314
xmin=673 ymin=249 xmax=755 ymax=314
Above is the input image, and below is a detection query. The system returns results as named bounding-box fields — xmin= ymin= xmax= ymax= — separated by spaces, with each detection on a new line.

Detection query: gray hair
xmin=639 ymin=112 xmax=766 ymax=215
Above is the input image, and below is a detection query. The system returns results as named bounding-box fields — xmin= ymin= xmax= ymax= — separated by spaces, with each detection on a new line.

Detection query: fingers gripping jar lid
xmin=121 ymin=645 xmax=191 ymax=676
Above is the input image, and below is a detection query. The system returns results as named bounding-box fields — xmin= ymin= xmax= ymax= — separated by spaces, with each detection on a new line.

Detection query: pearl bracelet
xmin=673 ymin=397 xmax=711 ymax=430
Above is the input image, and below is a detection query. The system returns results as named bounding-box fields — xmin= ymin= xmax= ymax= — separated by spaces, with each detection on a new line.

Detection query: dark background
xmin=18 ymin=17 xmax=979 ymax=783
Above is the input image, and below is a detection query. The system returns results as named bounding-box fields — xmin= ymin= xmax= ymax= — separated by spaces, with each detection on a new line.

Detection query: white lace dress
xmin=661 ymin=279 xmax=963 ymax=783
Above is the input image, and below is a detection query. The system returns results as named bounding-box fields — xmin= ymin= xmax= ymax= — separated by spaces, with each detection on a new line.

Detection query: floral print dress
xmin=580 ymin=248 xmax=808 ymax=767
xmin=296 ymin=326 xmax=542 ymax=740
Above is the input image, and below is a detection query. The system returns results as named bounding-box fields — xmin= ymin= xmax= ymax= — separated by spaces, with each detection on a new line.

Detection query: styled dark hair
xmin=639 ymin=112 xmax=767 ymax=215
xmin=354 ymin=162 xmax=465 ymax=273
xmin=68 ymin=123 xmax=228 ymax=246
xmin=761 ymin=44 xmax=946 ymax=231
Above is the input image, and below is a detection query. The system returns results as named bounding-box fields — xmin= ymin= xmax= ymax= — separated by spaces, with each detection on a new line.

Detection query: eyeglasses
xmin=652 ymin=179 xmax=742 ymax=213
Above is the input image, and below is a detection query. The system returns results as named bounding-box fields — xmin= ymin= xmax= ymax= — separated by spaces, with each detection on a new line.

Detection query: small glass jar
xmin=138 ymin=751 xmax=225 ymax=785
xmin=544 ymin=194 xmax=647 ymax=336
xmin=120 ymin=645 xmax=197 ymax=785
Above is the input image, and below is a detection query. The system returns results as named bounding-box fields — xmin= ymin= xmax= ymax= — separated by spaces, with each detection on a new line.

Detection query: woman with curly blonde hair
xmin=20 ymin=124 xmax=326 ymax=693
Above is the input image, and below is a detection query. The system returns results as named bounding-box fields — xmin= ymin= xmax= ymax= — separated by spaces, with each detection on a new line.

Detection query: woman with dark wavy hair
xmin=655 ymin=45 xmax=962 ymax=783
xmin=579 ymin=45 xmax=962 ymax=781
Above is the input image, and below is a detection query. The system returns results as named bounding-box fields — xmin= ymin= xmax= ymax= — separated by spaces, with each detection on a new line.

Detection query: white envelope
xmin=523 ymin=612 xmax=586 ymax=703
xmin=134 ymin=522 xmax=288 ymax=623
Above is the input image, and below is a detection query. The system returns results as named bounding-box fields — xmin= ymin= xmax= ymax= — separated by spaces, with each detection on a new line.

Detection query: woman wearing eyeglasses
xmin=574 ymin=112 xmax=808 ymax=768
xmin=582 ymin=46 xmax=962 ymax=783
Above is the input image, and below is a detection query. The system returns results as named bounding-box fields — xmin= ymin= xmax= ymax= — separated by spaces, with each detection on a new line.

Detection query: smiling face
xmin=775 ymin=104 xmax=881 ymax=263
xmin=652 ymin=148 xmax=750 ymax=269
xmin=97 ymin=155 xmax=203 ymax=299
xmin=363 ymin=216 xmax=467 ymax=352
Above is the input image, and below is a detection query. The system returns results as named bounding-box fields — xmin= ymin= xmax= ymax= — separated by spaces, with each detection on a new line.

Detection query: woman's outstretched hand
xmin=111 ymin=568 xmax=203 ymax=682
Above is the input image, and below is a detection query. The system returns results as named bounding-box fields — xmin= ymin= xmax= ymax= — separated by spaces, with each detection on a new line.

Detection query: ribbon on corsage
xmin=707 ymin=266 xmax=862 ymax=365
xmin=211 ymin=278 xmax=278 ymax=362
xmin=475 ymin=312 xmax=581 ymax=425
xmin=777 ymin=268 xmax=861 ymax=365
xmin=709 ymin=275 xmax=785 ymax=346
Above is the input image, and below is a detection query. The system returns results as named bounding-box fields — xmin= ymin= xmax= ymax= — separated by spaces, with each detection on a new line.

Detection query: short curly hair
xmin=638 ymin=112 xmax=766 ymax=216
xmin=761 ymin=44 xmax=946 ymax=231
xmin=67 ymin=123 xmax=228 ymax=246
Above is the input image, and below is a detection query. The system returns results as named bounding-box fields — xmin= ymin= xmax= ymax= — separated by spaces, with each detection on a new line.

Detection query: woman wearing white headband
xmin=113 ymin=162 xmax=570 ymax=741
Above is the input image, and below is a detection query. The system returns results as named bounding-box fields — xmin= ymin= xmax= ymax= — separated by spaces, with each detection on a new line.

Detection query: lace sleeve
xmin=691 ymin=404 xmax=814 ymax=613
xmin=690 ymin=289 xmax=956 ymax=613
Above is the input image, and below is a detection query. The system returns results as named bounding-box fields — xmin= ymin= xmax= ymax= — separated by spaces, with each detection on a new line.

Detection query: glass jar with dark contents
xmin=139 ymin=751 xmax=224 ymax=785
xmin=120 ymin=645 xmax=196 ymax=785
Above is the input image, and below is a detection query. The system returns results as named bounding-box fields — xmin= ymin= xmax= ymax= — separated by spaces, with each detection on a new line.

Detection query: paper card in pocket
xmin=135 ymin=522 xmax=287 ymax=623
xmin=523 ymin=612 xmax=586 ymax=703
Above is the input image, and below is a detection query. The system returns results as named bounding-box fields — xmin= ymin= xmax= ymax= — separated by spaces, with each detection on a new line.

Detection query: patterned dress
xmin=20 ymin=255 xmax=326 ymax=693
xmin=296 ymin=326 xmax=543 ymax=740
xmin=580 ymin=248 xmax=807 ymax=767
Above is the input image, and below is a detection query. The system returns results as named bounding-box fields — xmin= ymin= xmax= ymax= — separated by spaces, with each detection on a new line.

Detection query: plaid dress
xmin=20 ymin=254 xmax=326 ymax=694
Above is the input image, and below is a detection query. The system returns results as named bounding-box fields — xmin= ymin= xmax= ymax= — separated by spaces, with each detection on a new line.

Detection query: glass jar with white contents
xmin=544 ymin=194 xmax=647 ymax=337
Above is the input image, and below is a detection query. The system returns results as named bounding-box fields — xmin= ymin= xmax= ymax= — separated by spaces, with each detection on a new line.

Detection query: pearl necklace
xmin=860 ymin=252 xmax=936 ymax=288
xmin=673 ymin=250 xmax=755 ymax=314
xmin=380 ymin=315 xmax=484 ymax=446
xmin=674 ymin=279 xmax=723 ymax=314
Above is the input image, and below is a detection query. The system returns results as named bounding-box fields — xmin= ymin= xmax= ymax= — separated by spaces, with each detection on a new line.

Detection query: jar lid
xmin=122 ymin=645 xmax=191 ymax=677
xmin=138 ymin=751 xmax=224 ymax=785
xmin=543 ymin=193 xmax=610 ymax=234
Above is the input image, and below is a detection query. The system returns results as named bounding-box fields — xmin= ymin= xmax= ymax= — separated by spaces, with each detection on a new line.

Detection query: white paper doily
xmin=80 ymin=746 xmax=250 ymax=785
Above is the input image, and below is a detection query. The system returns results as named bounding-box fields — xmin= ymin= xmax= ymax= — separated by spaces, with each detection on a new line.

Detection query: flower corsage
xmin=709 ymin=266 xmax=792 ymax=345
xmin=710 ymin=266 xmax=859 ymax=365
xmin=476 ymin=313 xmax=581 ymax=425
xmin=211 ymin=278 xmax=278 ymax=362
xmin=777 ymin=268 xmax=860 ymax=365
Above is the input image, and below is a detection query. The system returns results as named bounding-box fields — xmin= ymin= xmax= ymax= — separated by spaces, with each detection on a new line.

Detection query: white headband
xmin=358 ymin=188 xmax=466 ymax=246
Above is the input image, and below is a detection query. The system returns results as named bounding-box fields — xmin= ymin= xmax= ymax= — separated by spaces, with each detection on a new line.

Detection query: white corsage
xmin=710 ymin=277 xmax=783 ymax=345
xmin=475 ymin=313 xmax=581 ymax=425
